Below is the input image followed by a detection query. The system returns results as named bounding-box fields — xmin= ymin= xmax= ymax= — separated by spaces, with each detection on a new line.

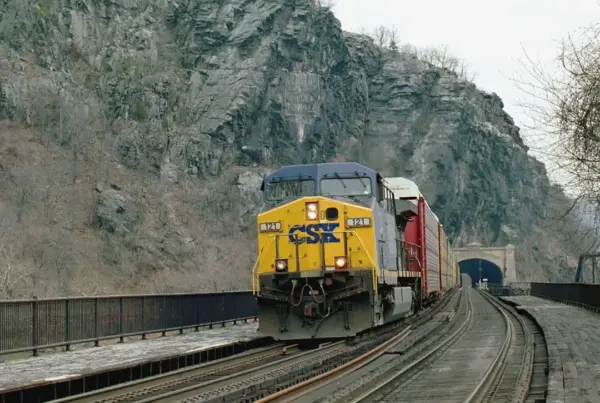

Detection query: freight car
xmin=251 ymin=162 xmax=459 ymax=341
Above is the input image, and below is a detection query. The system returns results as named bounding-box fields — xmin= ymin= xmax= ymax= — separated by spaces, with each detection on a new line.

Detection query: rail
xmin=465 ymin=289 xmax=514 ymax=402
xmin=0 ymin=291 xmax=258 ymax=356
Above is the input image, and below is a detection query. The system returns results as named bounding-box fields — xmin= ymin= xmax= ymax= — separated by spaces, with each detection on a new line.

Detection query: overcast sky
xmin=331 ymin=0 xmax=600 ymax=185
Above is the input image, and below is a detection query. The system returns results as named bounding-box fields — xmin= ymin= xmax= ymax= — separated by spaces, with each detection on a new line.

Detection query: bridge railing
xmin=487 ymin=282 xmax=531 ymax=297
xmin=0 ymin=291 xmax=258 ymax=356
xmin=507 ymin=282 xmax=531 ymax=294
xmin=530 ymin=282 xmax=600 ymax=310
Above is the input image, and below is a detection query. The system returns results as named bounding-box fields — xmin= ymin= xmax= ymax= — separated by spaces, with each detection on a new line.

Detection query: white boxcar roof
xmin=383 ymin=177 xmax=423 ymax=199
xmin=383 ymin=177 xmax=440 ymax=222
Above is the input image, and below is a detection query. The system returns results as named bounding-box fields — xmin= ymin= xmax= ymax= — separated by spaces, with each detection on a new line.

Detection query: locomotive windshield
xmin=320 ymin=176 xmax=372 ymax=197
xmin=266 ymin=179 xmax=316 ymax=201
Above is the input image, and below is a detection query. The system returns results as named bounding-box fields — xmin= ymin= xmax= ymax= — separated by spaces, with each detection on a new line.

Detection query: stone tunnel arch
xmin=458 ymin=258 xmax=504 ymax=287
xmin=453 ymin=242 xmax=517 ymax=286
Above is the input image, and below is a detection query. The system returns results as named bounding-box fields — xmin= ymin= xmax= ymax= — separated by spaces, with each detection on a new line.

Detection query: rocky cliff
xmin=0 ymin=0 xmax=580 ymax=297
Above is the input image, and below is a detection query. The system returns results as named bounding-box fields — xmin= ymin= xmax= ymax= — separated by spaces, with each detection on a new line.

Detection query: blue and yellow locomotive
xmin=251 ymin=162 xmax=421 ymax=340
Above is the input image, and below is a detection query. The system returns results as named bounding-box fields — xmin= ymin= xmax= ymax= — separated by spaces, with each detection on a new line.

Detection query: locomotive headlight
xmin=275 ymin=259 xmax=288 ymax=271
xmin=306 ymin=202 xmax=318 ymax=220
xmin=334 ymin=256 xmax=347 ymax=269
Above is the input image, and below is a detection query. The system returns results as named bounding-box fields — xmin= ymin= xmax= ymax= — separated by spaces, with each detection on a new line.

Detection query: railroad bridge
xmin=453 ymin=242 xmax=517 ymax=286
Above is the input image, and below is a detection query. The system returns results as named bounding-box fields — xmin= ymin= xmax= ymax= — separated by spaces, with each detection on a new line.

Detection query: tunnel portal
xmin=458 ymin=258 xmax=503 ymax=287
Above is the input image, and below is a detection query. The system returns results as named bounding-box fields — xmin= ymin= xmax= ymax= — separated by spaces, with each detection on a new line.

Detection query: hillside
xmin=0 ymin=0 xmax=585 ymax=297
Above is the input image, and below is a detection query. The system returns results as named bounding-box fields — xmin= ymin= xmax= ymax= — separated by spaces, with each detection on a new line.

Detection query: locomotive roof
xmin=261 ymin=162 xmax=382 ymax=189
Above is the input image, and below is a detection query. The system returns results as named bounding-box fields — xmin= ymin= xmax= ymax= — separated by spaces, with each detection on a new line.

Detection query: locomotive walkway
xmin=501 ymin=295 xmax=600 ymax=403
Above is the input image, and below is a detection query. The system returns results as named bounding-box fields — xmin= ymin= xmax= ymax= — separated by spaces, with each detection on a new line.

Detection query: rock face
xmin=0 ymin=0 xmax=577 ymax=293
xmin=96 ymin=188 xmax=140 ymax=235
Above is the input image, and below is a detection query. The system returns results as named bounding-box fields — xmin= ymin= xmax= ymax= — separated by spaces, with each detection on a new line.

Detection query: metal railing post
xmin=32 ymin=296 xmax=38 ymax=357
xmin=142 ymin=295 xmax=146 ymax=340
xmin=209 ymin=294 xmax=213 ymax=329
xmin=161 ymin=296 xmax=166 ymax=337
xmin=141 ymin=296 xmax=146 ymax=340
xmin=94 ymin=297 xmax=99 ymax=347
xmin=119 ymin=297 xmax=124 ymax=343
xmin=180 ymin=297 xmax=184 ymax=334
xmin=65 ymin=298 xmax=71 ymax=351
xmin=221 ymin=294 xmax=225 ymax=327
xmin=195 ymin=295 xmax=200 ymax=332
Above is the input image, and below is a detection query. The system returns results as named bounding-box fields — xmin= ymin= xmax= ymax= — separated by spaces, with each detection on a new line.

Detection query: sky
xmin=330 ymin=0 xmax=600 ymax=186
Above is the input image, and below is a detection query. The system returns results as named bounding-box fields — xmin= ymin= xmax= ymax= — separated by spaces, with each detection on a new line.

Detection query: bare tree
xmin=359 ymin=27 xmax=476 ymax=82
xmin=537 ymin=184 xmax=600 ymax=255
xmin=357 ymin=26 xmax=371 ymax=36
xmin=418 ymin=45 xmax=455 ymax=69
xmin=15 ymin=181 xmax=32 ymax=223
xmin=64 ymin=93 xmax=93 ymax=185
xmin=514 ymin=22 xmax=600 ymax=232
xmin=416 ymin=45 xmax=477 ymax=82
xmin=372 ymin=25 xmax=389 ymax=47
xmin=388 ymin=25 xmax=399 ymax=52
xmin=0 ymin=241 xmax=30 ymax=299
xmin=399 ymin=43 xmax=418 ymax=54
xmin=9 ymin=166 xmax=36 ymax=223
xmin=95 ymin=108 xmax=112 ymax=190
xmin=70 ymin=266 xmax=112 ymax=296
xmin=40 ymin=184 xmax=60 ymax=223
xmin=21 ymin=83 xmax=60 ymax=146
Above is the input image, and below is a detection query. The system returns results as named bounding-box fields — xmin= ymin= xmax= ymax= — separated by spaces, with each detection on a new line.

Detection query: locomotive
xmin=251 ymin=162 xmax=459 ymax=340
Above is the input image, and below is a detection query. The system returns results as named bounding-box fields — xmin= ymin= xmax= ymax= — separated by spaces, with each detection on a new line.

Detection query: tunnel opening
xmin=458 ymin=258 xmax=503 ymax=287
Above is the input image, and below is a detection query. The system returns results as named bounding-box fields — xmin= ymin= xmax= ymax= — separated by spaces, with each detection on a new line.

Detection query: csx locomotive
xmin=251 ymin=162 xmax=459 ymax=340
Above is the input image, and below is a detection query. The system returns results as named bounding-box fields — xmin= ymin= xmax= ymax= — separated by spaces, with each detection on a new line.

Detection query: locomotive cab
xmin=256 ymin=162 xmax=377 ymax=274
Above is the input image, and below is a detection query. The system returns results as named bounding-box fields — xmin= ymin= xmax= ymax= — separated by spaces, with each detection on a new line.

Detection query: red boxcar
xmin=386 ymin=177 xmax=457 ymax=300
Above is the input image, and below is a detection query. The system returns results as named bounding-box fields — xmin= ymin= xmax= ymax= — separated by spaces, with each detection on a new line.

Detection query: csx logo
xmin=288 ymin=223 xmax=341 ymax=244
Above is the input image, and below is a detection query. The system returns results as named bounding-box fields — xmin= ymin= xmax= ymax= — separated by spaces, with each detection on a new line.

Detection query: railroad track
xmin=489 ymin=297 xmax=548 ymax=403
xmin=49 ymin=288 xmax=461 ymax=403
xmin=263 ymin=286 xmax=548 ymax=403
xmin=524 ymin=315 xmax=549 ymax=403
xmin=49 ymin=343 xmax=300 ymax=403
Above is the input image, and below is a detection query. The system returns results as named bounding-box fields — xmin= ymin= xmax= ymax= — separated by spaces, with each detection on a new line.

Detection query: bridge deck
xmin=0 ymin=321 xmax=260 ymax=395
xmin=501 ymin=295 xmax=600 ymax=403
